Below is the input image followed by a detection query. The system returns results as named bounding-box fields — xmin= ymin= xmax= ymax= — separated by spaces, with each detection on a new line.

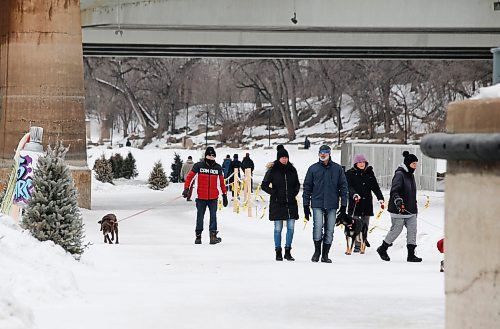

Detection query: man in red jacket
xmin=183 ymin=147 xmax=228 ymax=244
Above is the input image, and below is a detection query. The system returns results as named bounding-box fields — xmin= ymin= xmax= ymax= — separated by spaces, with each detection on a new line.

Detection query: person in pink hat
xmin=345 ymin=153 xmax=384 ymax=253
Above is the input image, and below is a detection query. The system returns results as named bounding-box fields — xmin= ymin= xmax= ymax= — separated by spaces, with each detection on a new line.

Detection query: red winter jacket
xmin=184 ymin=160 xmax=227 ymax=200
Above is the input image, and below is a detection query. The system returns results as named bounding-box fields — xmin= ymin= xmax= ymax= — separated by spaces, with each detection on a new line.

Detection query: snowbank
xmin=0 ymin=215 xmax=81 ymax=329
xmin=471 ymin=84 xmax=500 ymax=100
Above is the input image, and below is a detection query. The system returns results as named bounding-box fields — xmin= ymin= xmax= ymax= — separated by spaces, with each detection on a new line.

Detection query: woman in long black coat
xmin=345 ymin=154 xmax=384 ymax=252
xmin=261 ymin=145 xmax=300 ymax=261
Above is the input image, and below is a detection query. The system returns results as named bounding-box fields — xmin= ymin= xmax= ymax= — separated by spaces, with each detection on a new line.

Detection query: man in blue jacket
xmin=303 ymin=145 xmax=348 ymax=263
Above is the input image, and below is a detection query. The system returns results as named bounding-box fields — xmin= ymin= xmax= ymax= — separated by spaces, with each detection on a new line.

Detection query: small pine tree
xmin=93 ymin=154 xmax=113 ymax=183
xmin=169 ymin=153 xmax=183 ymax=183
xmin=22 ymin=141 xmax=86 ymax=257
xmin=122 ymin=151 xmax=138 ymax=179
xmin=110 ymin=153 xmax=124 ymax=179
xmin=148 ymin=161 xmax=169 ymax=190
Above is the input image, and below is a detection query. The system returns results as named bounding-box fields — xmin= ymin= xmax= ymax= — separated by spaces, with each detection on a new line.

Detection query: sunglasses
xmin=207 ymin=154 xmax=216 ymax=157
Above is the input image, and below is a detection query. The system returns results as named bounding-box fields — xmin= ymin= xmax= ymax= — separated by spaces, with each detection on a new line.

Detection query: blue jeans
xmin=312 ymin=208 xmax=336 ymax=244
xmin=274 ymin=219 xmax=295 ymax=249
xmin=195 ymin=199 xmax=218 ymax=232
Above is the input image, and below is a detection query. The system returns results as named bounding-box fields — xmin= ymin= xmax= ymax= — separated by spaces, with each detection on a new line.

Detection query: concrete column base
xmin=0 ymin=166 xmax=91 ymax=210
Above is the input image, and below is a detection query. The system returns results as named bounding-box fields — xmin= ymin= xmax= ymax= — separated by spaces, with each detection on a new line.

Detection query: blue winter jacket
xmin=302 ymin=160 xmax=349 ymax=210
xmin=222 ymin=158 xmax=232 ymax=178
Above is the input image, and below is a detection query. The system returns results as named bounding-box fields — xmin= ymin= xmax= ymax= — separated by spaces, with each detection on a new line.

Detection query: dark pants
xmin=196 ymin=199 xmax=218 ymax=232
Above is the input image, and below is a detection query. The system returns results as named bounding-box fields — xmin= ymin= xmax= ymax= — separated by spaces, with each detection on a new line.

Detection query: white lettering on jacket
xmin=199 ymin=168 xmax=219 ymax=175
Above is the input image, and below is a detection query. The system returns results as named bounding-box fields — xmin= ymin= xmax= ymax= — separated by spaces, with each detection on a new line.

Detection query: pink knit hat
xmin=353 ymin=154 xmax=368 ymax=165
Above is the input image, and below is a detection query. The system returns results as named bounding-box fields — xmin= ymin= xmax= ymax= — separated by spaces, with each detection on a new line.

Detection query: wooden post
xmin=233 ymin=168 xmax=239 ymax=213
xmin=244 ymin=168 xmax=252 ymax=217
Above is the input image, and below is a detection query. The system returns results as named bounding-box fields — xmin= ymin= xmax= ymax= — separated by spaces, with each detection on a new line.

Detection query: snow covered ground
xmin=1 ymin=146 xmax=445 ymax=329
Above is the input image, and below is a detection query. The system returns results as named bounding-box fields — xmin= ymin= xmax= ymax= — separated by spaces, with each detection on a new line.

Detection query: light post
xmin=185 ymin=102 xmax=189 ymax=137
xmin=170 ymin=103 xmax=175 ymax=133
xmin=205 ymin=108 xmax=209 ymax=147
xmin=404 ymin=106 xmax=408 ymax=144
xmin=268 ymin=108 xmax=271 ymax=148
xmin=336 ymin=106 xmax=341 ymax=146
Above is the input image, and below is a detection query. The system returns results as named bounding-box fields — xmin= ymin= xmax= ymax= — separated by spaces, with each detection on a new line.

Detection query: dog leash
xmin=118 ymin=195 xmax=183 ymax=223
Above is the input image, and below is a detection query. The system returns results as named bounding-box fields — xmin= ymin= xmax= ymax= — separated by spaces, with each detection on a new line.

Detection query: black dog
xmin=98 ymin=214 xmax=119 ymax=244
xmin=336 ymin=212 xmax=368 ymax=255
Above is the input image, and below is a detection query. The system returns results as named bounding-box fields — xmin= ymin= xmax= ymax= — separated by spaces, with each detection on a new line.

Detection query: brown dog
xmin=98 ymin=214 xmax=119 ymax=244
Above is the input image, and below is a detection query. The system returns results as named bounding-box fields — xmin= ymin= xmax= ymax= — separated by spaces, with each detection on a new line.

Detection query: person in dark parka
xmin=241 ymin=153 xmax=255 ymax=192
xmin=261 ymin=145 xmax=300 ymax=261
xmin=228 ymin=154 xmax=242 ymax=198
xmin=345 ymin=154 xmax=384 ymax=252
xmin=377 ymin=151 xmax=422 ymax=263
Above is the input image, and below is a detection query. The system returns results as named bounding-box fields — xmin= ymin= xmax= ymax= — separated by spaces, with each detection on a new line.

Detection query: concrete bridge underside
xmin=81 ymin=0 xmax=500 ymax=59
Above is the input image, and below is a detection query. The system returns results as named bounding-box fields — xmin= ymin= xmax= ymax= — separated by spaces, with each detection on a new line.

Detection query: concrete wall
xmin=341 ymin=143 xmax=437 ymax=191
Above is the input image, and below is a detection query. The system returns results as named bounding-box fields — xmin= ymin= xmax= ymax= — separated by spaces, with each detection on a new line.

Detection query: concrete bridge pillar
xmin=0 ymin=0 xmax=90 ymax=208
xmin=444 ymin=100 xmax=500 ymax=328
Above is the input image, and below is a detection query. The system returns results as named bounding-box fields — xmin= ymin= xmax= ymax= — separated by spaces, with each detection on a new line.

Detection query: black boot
xmin=365 ymin=240 xmax=370 ymax=248
xmin=377 ymin=241 xmax=391 ymax=261
xmin=311 ymin=240 xmax=322 ymax=262
xmin=407 ymin=244 xmax=422 ymax=262
xmin=209 ymin=231 xmax=222 ymax=244
xmin=195 ymin=231 xmax=202 ymax=244
xmin=284 ymin=247 xmax=295 ymax=261
xmin=321 ymin=243 xmax=332 ymax=263
xmin=276 ymin=248 xmax=283 ymax=261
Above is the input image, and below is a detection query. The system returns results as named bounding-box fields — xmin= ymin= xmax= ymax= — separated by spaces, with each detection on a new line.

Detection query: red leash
xmin=118 ymin=195 xmax=183 ymax=223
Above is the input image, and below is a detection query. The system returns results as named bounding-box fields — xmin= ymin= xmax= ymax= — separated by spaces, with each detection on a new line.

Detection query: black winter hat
xmin=233 ymin=154 xmax=238 ymax=159
xmin=205 ymin=147 xmax=216 ymax=157
xmin=276 ymin=144 xmax=289 ymax=160
xmin=319 ymin=144 xmax=331 ymax=153
xmin=403 ymin=150 xmax=418 ymax=167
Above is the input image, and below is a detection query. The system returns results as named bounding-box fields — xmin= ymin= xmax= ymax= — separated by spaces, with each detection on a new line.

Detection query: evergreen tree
xmin=22 ymin=141 xmax=86 ymax=257
xmin=122 ymin=151 xmax=138 ymax=179
xmin=93 ymin=154 xmax=113 ymax=183
xmin=110 ymin=153 xmax=124 ymax=179
xmin=169 ymin=153 xmax=183 ymax=183
xmin=148 ymin=161 xmax=169 ymax=190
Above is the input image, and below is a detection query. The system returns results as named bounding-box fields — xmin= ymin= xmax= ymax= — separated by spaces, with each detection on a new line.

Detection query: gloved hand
xmin=303 ymin=205 xmax=311 ymax=221
xmin=339 ymin=205 xmax=347 ymax=215
xmin=222 ymin=194 xmax=228 ymax=207
xmin=353 ymin=194 xmax=360 ymax=202
xmin=182 ymin=188 xmax=189 ymax=198
xmin=394 ymin=198 xmax=405 ymax=211
xmin=379 ymin=200 xmax=385 ymax=209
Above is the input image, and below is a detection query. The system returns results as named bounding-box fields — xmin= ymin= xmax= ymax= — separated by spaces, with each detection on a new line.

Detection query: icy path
xmin=34 ymin=182 xmax=444 ymax=329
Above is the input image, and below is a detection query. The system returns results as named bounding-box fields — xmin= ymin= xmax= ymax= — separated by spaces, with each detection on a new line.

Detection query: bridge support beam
xmin=492 ymin=47 xmax=500 ymax=85
xmin=0 ymin=0 xmax=90 ymax=209
xmin=444 ymin=100 xmax=500 ymax=328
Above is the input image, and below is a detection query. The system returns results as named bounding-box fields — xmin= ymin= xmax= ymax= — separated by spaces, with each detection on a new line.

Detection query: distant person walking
xmin=228 ymin=154 xmax=242 ymax=198
xmin=345 ymin=154 xmax=384 ymax=252
xmin=262 ymin=145 xmax=300 ymax=261
xmin=241 ymin=152 xmax=255 ymax=192
xmin=303 ymin=145 xmax=348 ymax=263
xmin=180 ymin=155 xmax=195 ymax=201
xmin=222 ymin=154 xmax=232 ymax=178
xmin=183 ymin=147 xmax=228 ymax=245
xmin=376 ymin=151 xmax=422 ymax=263
xmin=304 ymin=136 xmax=310 ymax=150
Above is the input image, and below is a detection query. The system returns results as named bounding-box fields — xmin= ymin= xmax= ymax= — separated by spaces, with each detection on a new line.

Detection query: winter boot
xmin=365 ymin=240 xmax=371 ymax=248
xmin=353 ymin=241 xmax=360 ymax=253
xmin=195 ymin=231 xmax=202 ymax=244
xmin=407 ymin=244 xmax=422 ymax=262
xmin=376 ymin=240 xmax=391 ymax=261
xmin=209 ymin=231 xmax=222 ymax=244
xmin=284 ymin=247 xmax=295 ymax=261
xmin=276 ymin=248 xmax=283 ymax=261
xmin=321 ymin=243 xmax=332 ymax=263
xmin=311 ymin=240 xmax=322 ymax=262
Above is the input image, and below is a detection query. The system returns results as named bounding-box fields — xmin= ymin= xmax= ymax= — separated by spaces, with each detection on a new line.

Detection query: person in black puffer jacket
xmin=345 ymin=154 xmax=384 ymax=252
xmin=377 ymin=151 xmax=422 ymax=263
xmin=261 ymin=145 xmax=300 ymax=262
